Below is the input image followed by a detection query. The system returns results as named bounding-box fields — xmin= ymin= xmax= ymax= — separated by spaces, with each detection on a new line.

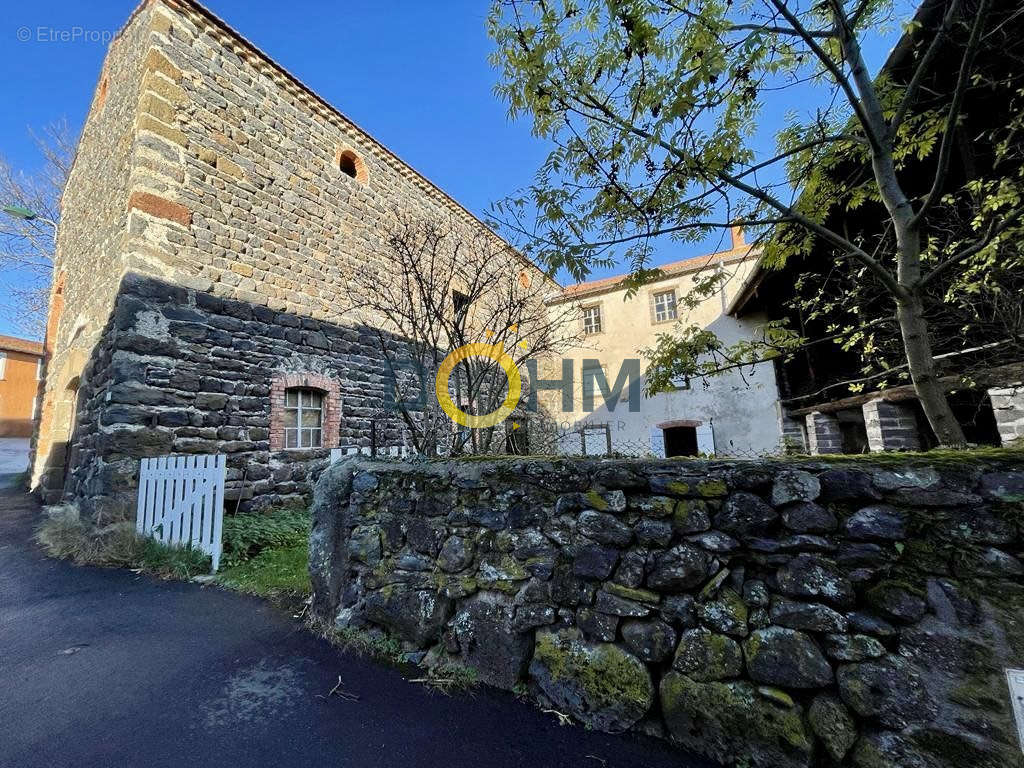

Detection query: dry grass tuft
xmin=36 ymin=504 xmax=210 ymax=578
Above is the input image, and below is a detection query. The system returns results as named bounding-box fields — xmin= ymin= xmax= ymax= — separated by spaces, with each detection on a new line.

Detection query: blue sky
xmin=0 ymin=0 xmax=913 ymax=339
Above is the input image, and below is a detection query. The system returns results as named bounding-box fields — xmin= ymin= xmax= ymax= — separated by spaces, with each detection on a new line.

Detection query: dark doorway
xmin=506 ymin=422 xmax=529 ymax=455
xmin=664 ymin=426 xmax=698 ymax=457
xmin=911 ymin=391 xmax=1001 ymax=449
xmin=948 ymin=390 xmax=1002 ymax=446
xmin=836 ymin=408 xmax=869 ymax=454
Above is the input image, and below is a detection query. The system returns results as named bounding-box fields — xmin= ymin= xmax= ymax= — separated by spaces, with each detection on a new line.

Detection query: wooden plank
xmin=199 ymin=454 xmax=213 ymax=552
xmin=210 ymin=455 xmax=225 ymax=571
xmin=136 ymin=458 xmax=149 ymax=534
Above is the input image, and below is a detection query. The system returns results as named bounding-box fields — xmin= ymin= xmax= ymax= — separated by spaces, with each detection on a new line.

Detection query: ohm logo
xmin=434 ymin=342 xmax=521 ymax=429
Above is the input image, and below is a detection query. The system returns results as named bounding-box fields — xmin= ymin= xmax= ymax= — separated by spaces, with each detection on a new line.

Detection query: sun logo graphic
xmin=435 ymin=329 xmax=527 ymax=429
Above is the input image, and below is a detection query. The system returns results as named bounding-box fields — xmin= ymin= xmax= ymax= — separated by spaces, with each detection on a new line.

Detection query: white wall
xmin=542 ymin=252 xmax=782 ymax=457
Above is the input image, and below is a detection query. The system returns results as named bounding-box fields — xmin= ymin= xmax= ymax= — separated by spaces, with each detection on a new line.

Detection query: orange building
xmin=0 ymin=335 xmax=44 ymax=437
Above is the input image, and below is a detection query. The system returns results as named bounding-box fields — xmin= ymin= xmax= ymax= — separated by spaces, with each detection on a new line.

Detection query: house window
xmin=335 ymin=147 xmax=368 ymax=183
xmin=270 ymin=372 xmax=340 ymax=452
xmin=583 ymin=305 xmax=602 ymax=335
xmin=283 ymin=387 xmax=324 ymax=449
xmin=36 ymin=357 xmax=43 ymax=380
xmin=0 ymin=352 xmax=6 ymax=380
xmin=453 ymin=290 xmax=471 ymax=317
xmin=652 ymin=289 xmax=677 ymax=323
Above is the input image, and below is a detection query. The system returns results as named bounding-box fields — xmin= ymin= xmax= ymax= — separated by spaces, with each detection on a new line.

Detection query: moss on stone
xmin=584 ymin=490 xmax=609 ymax=511
xmin=604 ymin=582 xmax=660 ymax=604
xmin=950 ymin=675 xmax=1007 ymax=713
xmin=910 ymin=728 xmax=1021 ymax=768
xmin=850 ymin=737 xmax=899 ymax=768
xmin=757 ymin=686 xmax=795 ymax=708
xmin=697 ymin=479 xmax=728 ymax=497
xmin=659 ymin=673 xmax=813 ymax=761
xmin=534 ymin=632 xmax=652 ymax=710
xmin=674 ymin=499 xmax=710 ymax=528
xmin=664 ymin=481 xmax=691 ymax=496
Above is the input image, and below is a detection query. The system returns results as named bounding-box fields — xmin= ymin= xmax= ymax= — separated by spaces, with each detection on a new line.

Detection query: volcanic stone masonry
xmin=311 ymin=455 xmax=1024 ymax=768
xmin=62 ymin=273 xmax=410 ymax=522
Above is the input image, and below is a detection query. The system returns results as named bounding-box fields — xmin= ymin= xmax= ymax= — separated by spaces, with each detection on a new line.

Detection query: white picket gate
xmin=136 ymin=454 xmax=227 ymax=571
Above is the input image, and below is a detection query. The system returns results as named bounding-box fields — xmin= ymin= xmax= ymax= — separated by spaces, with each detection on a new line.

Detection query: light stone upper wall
xmin=122 ymin=0 xmax=554 ymax=326
xmin=34 ymin=3 xmax=159 ymax=489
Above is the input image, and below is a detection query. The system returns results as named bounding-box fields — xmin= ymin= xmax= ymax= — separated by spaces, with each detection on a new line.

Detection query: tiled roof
xmin=550 ymin=245 xmax=758 ymax=304
xmin=0 ymin=335 xmax=44 ymax=356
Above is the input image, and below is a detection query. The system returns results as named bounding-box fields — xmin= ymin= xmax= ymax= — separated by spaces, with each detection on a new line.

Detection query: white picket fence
xmin=136 ymin=454 xmax=226 ymax=571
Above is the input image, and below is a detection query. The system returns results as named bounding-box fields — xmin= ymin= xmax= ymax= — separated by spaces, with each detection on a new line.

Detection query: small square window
xmin=283 ymin=387 xmax=323 ymax=449
xmin=653 ymin=290 xmax=677 ymax=323
xmin=583 ymin=305 xmax=602 ymax=335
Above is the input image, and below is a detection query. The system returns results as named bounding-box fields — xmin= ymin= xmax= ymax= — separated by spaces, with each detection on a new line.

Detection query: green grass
xmin=217 ymin=542 xmax=310 ymax=600
xmin=411 ymin=661 xmax=479 ymax=694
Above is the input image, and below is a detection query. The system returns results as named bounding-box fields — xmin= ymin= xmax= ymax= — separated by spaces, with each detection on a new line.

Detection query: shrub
xmin=220 ymin=505 xmax=311 ymax=568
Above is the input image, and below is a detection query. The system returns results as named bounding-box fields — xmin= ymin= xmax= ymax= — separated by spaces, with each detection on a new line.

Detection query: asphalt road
xmin=0 ymin=482 xmax=710 ymax=768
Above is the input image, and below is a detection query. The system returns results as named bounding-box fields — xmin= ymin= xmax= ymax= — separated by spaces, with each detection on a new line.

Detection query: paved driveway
xmin=0 ymin=485 xmax=710 ymax=768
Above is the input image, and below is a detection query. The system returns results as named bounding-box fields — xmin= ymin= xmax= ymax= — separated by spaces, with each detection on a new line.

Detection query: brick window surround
xmin=269 ymin=372 xmax=340 ymax=451
xmin=335 ymin=147 xmax=369 ymax=184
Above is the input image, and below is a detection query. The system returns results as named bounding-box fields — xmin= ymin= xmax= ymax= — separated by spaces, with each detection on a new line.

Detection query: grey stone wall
xmin=805 ymin=412 xmax=842 ymax=455
xmin=863 ymin=399 xmax=922 ymax=452
xmin=119 ymin=0 xmax=553 ymax=324
xmin=64 ymin=273 xmax=415 ymax=521
xmin=991 ymin=386 xmax=1024 ymax=446
xmin=311 ymin=455 xmax=1024 ymax=768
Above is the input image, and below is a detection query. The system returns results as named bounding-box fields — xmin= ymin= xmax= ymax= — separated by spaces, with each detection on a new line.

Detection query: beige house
xmin=543 ymin=228 xmax=783 ymax=457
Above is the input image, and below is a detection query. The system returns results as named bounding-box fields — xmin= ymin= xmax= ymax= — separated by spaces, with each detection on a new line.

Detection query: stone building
xmin=32 ymin=0 xmax=552 ymax=517
xmin=0 ymin=335 xmax=44 ymax=438
xmin=544 ymin=228 xmax=784 ymax=458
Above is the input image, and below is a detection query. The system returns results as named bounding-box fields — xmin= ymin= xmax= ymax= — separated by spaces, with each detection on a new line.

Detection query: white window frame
xmin=0 ymin=351 xmax=6 ymax=380
xmin=652 ymin=289 xmax=678 ymax=323
xmin=283 ymin=387 xmax=324 ymax=449
xmin=582 ymin=304 xmax=602 ymax=335
xmin=36 ymin=356 xmax=43 ymax=380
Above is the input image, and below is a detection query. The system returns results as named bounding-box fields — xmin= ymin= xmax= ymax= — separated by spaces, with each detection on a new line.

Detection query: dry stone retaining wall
xmin=310 ymin=455 xmax=1024 ymax=768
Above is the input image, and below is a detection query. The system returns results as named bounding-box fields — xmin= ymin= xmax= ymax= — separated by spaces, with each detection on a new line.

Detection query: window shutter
xmin=696 ymin=423 xmax=715 ymax=456
xmin=649 ymin=426 xmax=665 ymax=458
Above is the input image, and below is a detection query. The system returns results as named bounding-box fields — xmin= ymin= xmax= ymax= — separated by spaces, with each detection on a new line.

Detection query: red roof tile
xmin=0 ymin=334 xmax=44 ymax=356
xmin=552 ymin=245 xmax=759 ymax=303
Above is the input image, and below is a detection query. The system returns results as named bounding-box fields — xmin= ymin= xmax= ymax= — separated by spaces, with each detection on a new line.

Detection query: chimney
xmin=730 ymin=225 xmax=746 ymax=250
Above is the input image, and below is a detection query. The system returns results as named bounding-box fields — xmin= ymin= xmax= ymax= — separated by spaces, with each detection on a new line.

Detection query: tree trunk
xmin=895 ymin=293 xmax=967 ymax=446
